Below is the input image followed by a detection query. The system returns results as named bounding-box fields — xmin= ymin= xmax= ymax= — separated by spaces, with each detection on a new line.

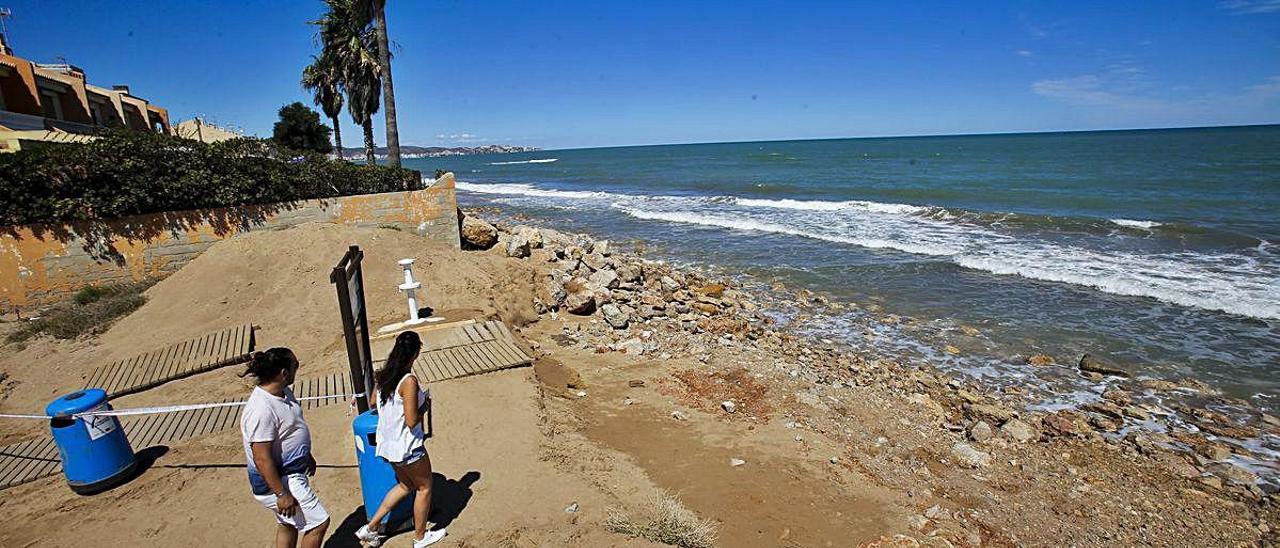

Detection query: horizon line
xmin=530 ymin=122 xmax=1280 ymax=153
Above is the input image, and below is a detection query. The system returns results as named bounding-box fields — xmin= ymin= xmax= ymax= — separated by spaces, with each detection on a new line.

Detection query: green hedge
xmin=0 ymin=130 xmax=420 ymax=226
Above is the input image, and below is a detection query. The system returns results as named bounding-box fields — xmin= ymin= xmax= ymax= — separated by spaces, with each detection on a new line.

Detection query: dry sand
xmin=0 ymin=220 xmax=1274 ymax=547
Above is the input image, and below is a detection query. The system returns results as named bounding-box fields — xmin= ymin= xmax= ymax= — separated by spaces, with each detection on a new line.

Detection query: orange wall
xmin=1 ymin=175 xmax=457 ymax=311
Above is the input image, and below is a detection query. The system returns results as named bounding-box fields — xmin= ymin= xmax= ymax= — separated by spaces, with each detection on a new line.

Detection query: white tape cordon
xmin=0 ymin=392 xmax=366 ymax=420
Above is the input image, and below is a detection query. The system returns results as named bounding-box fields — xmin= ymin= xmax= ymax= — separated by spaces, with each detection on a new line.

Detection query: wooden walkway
xmin=0 ymin=371 xmax=351 ymax=491
xmin=0 ymin=320 xmax=531 ymax=491
xmin=83 ymin=324 xmax=256 ymax=399
xmin=407 ymin=320 xmax=532 ymax=384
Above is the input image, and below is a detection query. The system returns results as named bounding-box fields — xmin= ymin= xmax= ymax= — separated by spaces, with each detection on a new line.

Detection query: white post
xmin=398 ymin=258 xmax=426 ymax=325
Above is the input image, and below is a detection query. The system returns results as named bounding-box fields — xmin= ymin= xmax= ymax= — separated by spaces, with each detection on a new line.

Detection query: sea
xmin=405 ymin=126 xmax=1280 ymax=417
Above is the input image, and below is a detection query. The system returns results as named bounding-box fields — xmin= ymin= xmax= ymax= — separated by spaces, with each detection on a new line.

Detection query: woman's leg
xmin=365 ymin=481 xmax=412 ymax=531
xmin=399 ymin=452 xmax=435 ymax=540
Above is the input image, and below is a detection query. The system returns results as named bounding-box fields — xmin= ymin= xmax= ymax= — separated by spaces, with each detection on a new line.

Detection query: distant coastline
xmin=339 ymin=144 xmax=539 ymax=160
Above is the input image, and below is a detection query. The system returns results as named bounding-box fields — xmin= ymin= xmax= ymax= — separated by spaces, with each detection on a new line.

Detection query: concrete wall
xmin=0 ymin=173 xmax=459 ymax=311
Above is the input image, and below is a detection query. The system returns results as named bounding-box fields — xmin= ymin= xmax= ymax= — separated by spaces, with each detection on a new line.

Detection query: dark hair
xmin=240 ymin=348 xmax=298 ymax=384
xmin=376 ymin=331 xmax=422 ymax=404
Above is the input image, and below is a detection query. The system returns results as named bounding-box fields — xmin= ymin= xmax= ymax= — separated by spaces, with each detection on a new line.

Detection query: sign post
xmin=330 ymin=245 xmax=374 ymax=413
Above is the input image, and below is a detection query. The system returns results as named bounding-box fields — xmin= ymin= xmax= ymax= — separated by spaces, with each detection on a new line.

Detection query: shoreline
xmin=462 ymin=208 xmax=1280 ymax=496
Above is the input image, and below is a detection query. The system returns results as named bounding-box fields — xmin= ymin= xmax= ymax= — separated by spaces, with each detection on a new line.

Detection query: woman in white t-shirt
xmin=355 ymin=331 xmax=446 ymax=547
xmin=239 ymin=347 xmax=330 ymax=548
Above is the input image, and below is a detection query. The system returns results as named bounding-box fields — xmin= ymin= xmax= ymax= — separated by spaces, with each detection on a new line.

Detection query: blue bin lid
xmin=46 ymin=388 xmax=108 ymax=417
xmin=352 ymin=408 xmax=380 ymax=435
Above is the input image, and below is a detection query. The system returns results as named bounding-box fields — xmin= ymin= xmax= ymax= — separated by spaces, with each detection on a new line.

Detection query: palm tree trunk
xmin=363 ymin=119 xmax=376 ymax=165
xmin=331 ymin=116 xmax=343 ymax=159
xmin=372 ymin=3 xmax=401 ymax=168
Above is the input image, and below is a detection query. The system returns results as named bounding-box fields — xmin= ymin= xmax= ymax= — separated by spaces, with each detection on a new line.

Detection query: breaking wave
xmin=456 ymin=180 xmax=1280 ymax=320
xmin=488 ymin=158 xmax=558 ymax=165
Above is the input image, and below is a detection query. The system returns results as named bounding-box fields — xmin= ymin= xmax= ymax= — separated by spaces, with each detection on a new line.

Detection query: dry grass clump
xmin=605 ymin=493 xmax=717 ymax=548
xmin=7 ymin=280 xmax=156 ymax=343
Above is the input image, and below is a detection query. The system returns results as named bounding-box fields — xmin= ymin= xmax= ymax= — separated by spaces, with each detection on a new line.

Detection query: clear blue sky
xmin=4 ymin=1 xmax=1279 ymax=149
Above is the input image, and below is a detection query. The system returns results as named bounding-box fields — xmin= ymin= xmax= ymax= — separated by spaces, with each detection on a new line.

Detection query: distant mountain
xmin=339 ymin=144 xmax=540 ymax=160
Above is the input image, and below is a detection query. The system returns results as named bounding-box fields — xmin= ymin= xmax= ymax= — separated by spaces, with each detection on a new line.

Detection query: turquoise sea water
xmin=406 ymin=125 xmax=1280 ymax=405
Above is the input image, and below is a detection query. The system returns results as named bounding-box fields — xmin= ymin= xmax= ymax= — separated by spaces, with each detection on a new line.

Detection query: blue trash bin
xmin=353 ymin=409 xmax=414 ymax=531
xmin=46 ymin=388 xmax=137 ymax=494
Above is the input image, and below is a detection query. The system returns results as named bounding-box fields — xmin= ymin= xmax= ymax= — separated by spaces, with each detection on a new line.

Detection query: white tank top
xmin=375 ymin=373 xmax=427 ymax=463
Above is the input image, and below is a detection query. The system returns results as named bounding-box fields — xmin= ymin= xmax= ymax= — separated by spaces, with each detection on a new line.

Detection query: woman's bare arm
xmin=400 ymin=375 xmax=421 ymax=430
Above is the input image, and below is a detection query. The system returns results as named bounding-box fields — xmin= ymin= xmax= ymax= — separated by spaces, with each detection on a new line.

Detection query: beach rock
xmin=1101 ymin=388 xmax=1132 ymax=406
xmin=595 ymin=240 xmax=611 ymax=256
xmin=1042 ymin=412 xmax=1081 ymax=437
xmin=692 ymin=302 xmax=719 ymax=314
xmin=601 ymin=303 xmax=629 ymax=329
xmin=950 ymin=442 xmax=991 ymax=468
xmin=460 ymin=216 xmax=499 ymax=249
xmin=582 ymin=253 xmax=608 ymax=271
xmin=615 ymin=338 xmax=648 ymax=355
xmin=1206 ymin=462 xmax=1259 ymax=486
xmin=1082 ymin=401 xmax=1125 ymax=420
xmin=729 ymin=458 xmax=746 ymax=467
xmin=564 ymin=290 xmax=596 ymax=315
xmin=615 ymin=264 xmax=642 ymax=283
xmin=504 ymin=234 xmax=531 ymax=258
xmin=1078 ymin=354 xmax=1132 ymax=378
xmin=543 ymin=277 xmax=568 ymax=309
xmin=695 ymin=283 xmax=726 ymax=298
xmin=968 ymin=403 xmax=1017 ymax=425
xmin=1139 ymin=379 xmax=1179 ymax=392
xmin=516 ymin=226 xmax=544 ymax=249
xmin=968 ymin=421 xmax=994 ymax=443
xmin=1026 ymin=354 xmax=1054 ymax=366
xmin=721 ymin=401 xmax=737 ymax=414
xmin=659 ymin=276 xmax=682 ymax=293
xmin=1000 ymin=419 xmax=1038 ymax=443
xmin=588 ymin=269 xmax=620 ymax=291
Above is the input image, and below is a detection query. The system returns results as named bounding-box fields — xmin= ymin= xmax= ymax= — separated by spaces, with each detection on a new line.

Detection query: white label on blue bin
xmin=84 ymin=403 xmax=117 ymax=440
xmin=354 ymin=434 xmax=365 ymax=454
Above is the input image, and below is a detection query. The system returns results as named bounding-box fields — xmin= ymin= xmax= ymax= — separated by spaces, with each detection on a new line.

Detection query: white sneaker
xmin=413 ymin=528 xmax=447 ymax=547
xmin=354 ymin=524 xmax=384 ymax=546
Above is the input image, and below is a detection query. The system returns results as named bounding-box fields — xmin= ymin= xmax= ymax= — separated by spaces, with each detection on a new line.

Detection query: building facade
xmin=0 ymin=33 xmax=171 ymax=152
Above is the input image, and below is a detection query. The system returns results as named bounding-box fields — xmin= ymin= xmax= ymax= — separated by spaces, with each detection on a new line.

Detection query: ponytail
xmin=240 ymin=348 xmax=298 ymax=384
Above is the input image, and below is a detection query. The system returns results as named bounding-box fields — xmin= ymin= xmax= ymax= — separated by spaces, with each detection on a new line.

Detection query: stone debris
xmin=721 ymin=400 xmax=737 ymax=413
xmin=729 ymin=458 xmax=746 ymax=467
xmin=950 ymin=442 xmax=992 ymax=468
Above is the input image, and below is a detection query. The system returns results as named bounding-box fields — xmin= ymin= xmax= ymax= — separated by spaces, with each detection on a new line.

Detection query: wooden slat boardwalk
xmin=0 ymin=320 xmax=531 ymax=491
xmin=414 ymin=320 xmax=531 ymax=384
xmin=83 ymin=324 xmax=256 ymax=399
xmin=0 ymin=371 xmax=351 ymax=491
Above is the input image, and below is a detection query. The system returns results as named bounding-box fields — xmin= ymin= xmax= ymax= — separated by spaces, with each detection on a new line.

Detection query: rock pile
xmin=472 ymin=216 xmax=763 ymax=339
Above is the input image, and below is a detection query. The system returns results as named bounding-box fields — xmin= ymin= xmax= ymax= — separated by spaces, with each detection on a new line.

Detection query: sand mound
xmin=0 ymin=222 xmax=540 ymax=429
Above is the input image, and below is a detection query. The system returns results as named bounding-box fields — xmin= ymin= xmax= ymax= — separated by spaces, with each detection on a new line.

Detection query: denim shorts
xmin=393 ymin=446 xmax=426 ymax=466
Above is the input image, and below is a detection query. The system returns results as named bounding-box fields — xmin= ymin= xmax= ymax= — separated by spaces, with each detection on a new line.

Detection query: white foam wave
xmin=614 ymin=206 xmax=1279 ymax=320
xmin=488 ymin=158 xmax=558 ymax=165
xmin=1110 ymin=218 xmax=1162 ymax=229
xmin=734 ymin=197 xmax=926 ymax=214
xmin=459 ymin=180 xmax=1279 ymax=320
xmin=455 ymin=181 xmax=612 ymax=200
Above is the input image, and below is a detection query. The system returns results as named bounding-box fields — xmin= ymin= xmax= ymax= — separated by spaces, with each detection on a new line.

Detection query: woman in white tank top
xmin=355 ymin=331 xmax=446 ymax=547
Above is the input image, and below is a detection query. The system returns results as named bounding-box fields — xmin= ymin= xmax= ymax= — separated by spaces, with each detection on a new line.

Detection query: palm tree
xmin=301 ymin=54 xmax=344 ymax=157
xmin=312 ymin=0 xmax=382 ymax=164
xmin=364 ymin=0 xmax=401 ymax=167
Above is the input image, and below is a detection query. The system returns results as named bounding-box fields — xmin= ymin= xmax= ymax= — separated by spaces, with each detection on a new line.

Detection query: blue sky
xmin=4 ymin=1 xmax=1279 ymax=149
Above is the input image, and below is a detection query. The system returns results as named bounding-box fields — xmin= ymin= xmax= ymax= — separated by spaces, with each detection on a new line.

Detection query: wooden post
xmin=330 ymin=245 xmax=374 ymax=412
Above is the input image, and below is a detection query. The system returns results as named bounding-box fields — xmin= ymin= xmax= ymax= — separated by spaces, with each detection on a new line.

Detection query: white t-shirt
xmin=240 ymin=386 xmax=313 ymax=495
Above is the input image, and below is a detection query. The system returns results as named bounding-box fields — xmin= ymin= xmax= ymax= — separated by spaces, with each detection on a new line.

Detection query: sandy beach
xmin=0 ymin=217 xmax=1275 ymax=547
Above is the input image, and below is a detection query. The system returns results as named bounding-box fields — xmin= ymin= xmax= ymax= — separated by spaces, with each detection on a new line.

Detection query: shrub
xmin=7 ymin=279 xmax=156 ymax=343
xmin=0 ymin=129 xmax=420 ymax=226
xmin=272 ymin=102 xmax=332 ymax=154
xmin=605 ymin=494 xmax=717 ymax=548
